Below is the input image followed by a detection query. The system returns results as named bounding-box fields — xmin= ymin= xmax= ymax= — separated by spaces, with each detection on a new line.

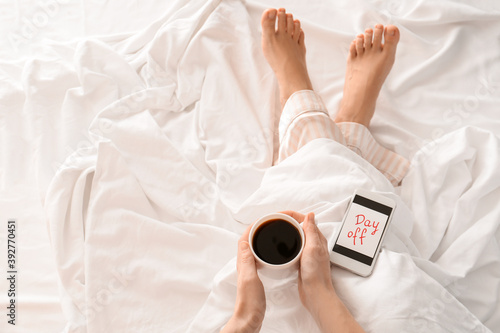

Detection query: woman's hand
xmin=279 ymin=211 xmax=336 ymax=314
xmin=280 ymin=211 xmax=365 ymax=333
xmin=222 ymin=224 xmax=265 ymax=333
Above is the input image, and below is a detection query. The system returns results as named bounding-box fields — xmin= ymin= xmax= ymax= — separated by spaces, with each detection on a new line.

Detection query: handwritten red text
xmin=347 ymin=214 xmax=380 ymax=246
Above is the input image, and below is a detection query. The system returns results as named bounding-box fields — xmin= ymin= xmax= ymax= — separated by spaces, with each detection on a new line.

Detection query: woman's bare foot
xmin=335 ymin=24 xmax=400 ymax=127
xmin=261 ymin=8 xmax=313 ymax=108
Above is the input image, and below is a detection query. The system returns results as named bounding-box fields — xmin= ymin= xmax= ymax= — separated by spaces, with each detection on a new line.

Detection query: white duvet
xmin=41 ymin=0 xmax=500 ymax=332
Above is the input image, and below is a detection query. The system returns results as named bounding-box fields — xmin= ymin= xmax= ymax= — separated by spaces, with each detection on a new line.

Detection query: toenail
xmin=376 ymin=24 xmax=383 ymax=29
xmin=268 ymin=10 xmax=276 ymax=19
xmin=389 ymin=29 xmax=395 ymax=36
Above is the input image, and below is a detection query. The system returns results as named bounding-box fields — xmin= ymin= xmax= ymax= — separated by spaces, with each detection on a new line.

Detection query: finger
xmin=279 ymin=210 xmax=306 ymax=223
xmin=305 ymin=212 xmax=328 ymax=246
xmin=239 ymin=221 xmax=256 ymax=243
xmin=304 ymin=212 xmax=315 ymax=226
xmin=302 ymin=212 xmax=316 ymax=231
xmin=238 ymin=222 xmax=257 ymax=274
xmin=304 ymin=214 xmax=331 ymax=260
xmin=237 ymin=240 xmax=257 ymax=275
xmin=303 ymin=212 xmax=322 ymax=246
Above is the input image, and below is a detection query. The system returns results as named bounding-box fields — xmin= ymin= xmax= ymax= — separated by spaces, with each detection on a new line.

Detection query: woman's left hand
xmin=222 ymin=224 xmax=266 ymax=332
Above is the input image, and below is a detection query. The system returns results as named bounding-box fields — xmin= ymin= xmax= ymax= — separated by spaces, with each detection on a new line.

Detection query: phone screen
xmin=333 ymin=195 xmax=393 ymax=265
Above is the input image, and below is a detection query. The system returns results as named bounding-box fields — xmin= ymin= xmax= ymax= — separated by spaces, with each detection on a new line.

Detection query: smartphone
xmin=330 ymin=189 xmax=396 ymax=277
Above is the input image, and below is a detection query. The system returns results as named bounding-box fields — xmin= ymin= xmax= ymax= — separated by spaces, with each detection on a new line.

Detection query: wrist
xmin=305 ymin=286 xmax=365 ymax=333
xmin=223 ymin=307 xmax=264 ymax=333
xmin=223 ymin=315 xmax=262 ymax=333
xmin=304 ymin=282 xmax=338 ymax=315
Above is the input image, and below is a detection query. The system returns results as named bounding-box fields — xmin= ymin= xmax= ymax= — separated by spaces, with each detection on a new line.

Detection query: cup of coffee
xmin=249 ymin=213 xmax=305 ymax=278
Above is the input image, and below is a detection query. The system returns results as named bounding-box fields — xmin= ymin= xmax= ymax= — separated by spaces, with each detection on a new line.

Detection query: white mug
xmin=248 ymin=213 xmax=305 ymax=279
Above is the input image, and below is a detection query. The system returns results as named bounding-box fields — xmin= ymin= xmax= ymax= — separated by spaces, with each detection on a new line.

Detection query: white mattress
xmin=1 ymin=0 xmax=499 ymax=332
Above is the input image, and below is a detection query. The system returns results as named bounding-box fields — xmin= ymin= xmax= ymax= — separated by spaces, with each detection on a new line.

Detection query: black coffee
xmin=252 ymin=219 xmax=302 ymax=265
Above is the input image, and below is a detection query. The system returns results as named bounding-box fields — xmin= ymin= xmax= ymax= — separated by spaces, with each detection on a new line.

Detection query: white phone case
xmin=330 ymin=189 xmax=396 ymax=277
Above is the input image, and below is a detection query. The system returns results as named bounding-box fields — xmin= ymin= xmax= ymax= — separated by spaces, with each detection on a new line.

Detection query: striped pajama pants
xmin=277 ymin=90 xmax=409 ymax=186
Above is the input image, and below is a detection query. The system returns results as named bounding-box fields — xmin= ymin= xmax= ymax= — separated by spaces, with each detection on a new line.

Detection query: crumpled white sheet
xmin=188 ymin=129 xmax=500 ymax=333
xmin=42 ymin=0 xmax=500 ymax=332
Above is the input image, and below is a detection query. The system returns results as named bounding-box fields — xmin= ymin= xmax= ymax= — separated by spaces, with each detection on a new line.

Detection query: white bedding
xmin=1 ymin=0 xmax=500 ymax=332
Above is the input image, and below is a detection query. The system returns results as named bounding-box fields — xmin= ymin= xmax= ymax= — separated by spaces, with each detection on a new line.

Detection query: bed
xmin=1 ymin=0 xmax=499 ymax=332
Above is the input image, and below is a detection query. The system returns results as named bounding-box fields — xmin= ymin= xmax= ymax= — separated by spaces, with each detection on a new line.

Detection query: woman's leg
xmin=261 ymin=8 xmax=347 ymax=161
xmin=334 ymin=24 xmax=409 ymax=185
xmin=261 ymin=8 xmax=409 ymax=186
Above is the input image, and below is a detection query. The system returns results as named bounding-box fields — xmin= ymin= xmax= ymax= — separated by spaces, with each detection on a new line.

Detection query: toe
xmin=364 ymin=28 xmax=373 ymax=50
xmin=373 ymin=24 xmax=384 ymax=50
xmin=261 ymin=9 xmax=277 ymax=37
xmin=349 ymin=40 xmax=357 ymax=58
xmin=293 ymin=19 xmax=301 ymax=42
xmin=298 ymin=28 xmax=306 ymax=49
xmin=277 ymin=8 xmax=286 ymax=33
xmin=356 ymin=34 xmax=364 ymax=55
xmin=286 ymin=13 xmax=294 ymax=34
xmin=384 ymin=25 xmax=400 ymax=46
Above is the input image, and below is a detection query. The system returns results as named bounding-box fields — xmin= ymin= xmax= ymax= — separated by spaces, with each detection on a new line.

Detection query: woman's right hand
xmin=280 ymin=211 xmax=366 ymax=333
xmin=279 ymin=211 xmax=336 ymax=313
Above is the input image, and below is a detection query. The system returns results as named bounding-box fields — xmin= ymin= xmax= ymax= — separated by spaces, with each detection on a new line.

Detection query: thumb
xmin=302 ymin=212 xmax=321 ymax=245
xmin=303 ymin=212 xmax=316 ymax=233
xmin=305 ymin=212 xmax=315 ymax=224
xmin=237 ymin=241 xmax=257 ymax=274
